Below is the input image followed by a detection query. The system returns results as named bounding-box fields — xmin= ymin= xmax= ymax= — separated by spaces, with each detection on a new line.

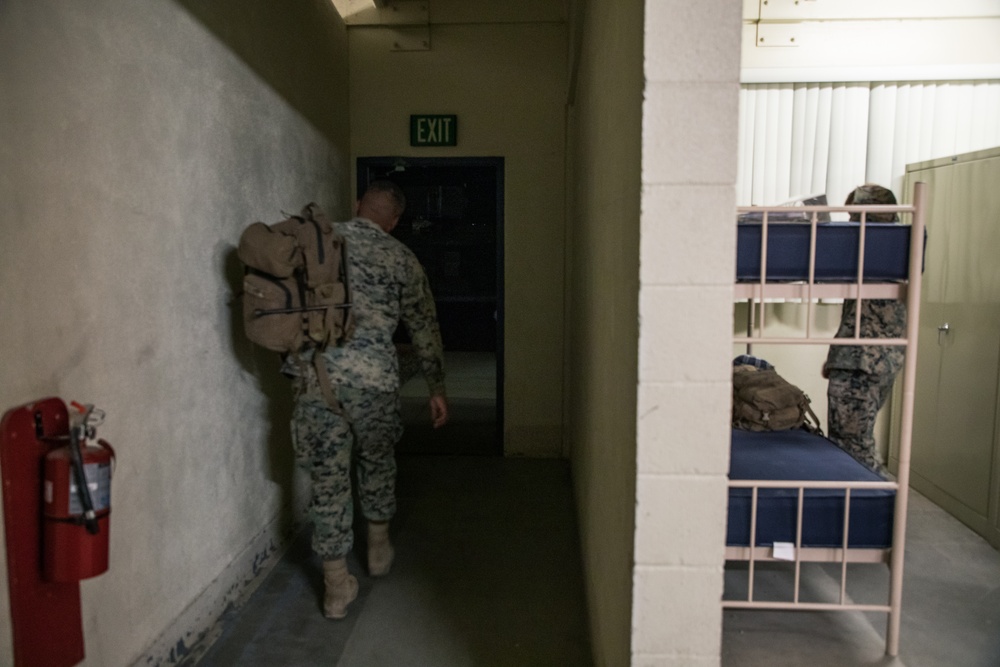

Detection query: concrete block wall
xmin=632 ymin=1 xmax=743 ymax=665
xmin=0 ymin=1 xmax=349 ymax=664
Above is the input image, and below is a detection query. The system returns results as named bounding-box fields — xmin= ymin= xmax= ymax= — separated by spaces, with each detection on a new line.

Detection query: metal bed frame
xmin=725 ymin=181 xmax=928 ymax=657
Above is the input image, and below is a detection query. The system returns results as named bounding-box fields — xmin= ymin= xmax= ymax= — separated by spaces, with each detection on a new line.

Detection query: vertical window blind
xmin=738 ymin=80 xmax=1000 ymax=207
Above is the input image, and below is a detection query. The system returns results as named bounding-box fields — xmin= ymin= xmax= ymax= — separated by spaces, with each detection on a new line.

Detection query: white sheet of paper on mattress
xmin=773 ymin=542 xmax=796 ymax=561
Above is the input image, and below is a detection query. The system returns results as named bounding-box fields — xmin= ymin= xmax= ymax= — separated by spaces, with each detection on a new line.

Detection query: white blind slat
xmin=738 ymin=79 xmax=1000 ymax=206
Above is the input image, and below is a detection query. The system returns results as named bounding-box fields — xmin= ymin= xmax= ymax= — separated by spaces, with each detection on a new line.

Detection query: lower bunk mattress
xmin=736 ymin=221 xmax=912 ymax=282
xmin=727 ymin=428 xmax=895 ymax=549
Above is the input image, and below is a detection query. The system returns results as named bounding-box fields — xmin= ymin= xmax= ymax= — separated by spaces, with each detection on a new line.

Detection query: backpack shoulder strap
xmin=803 ymin=399 xmax=823 ymax=436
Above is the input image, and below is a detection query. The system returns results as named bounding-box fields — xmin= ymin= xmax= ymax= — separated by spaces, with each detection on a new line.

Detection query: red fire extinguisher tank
xmin=42 ymin=439 xmax=114 ymax=582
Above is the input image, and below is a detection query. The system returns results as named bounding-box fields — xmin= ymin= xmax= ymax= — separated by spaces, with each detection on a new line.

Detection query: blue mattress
xmin=736 ymin=222 xmax=912 ymax=282
xmin=727 ymin=429 xmax=895 ymax=549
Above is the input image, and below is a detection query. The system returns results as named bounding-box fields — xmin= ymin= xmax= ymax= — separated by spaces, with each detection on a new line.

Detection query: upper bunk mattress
xmin=736 ymin=222 xmax=912 ymax=283
xmin=727 ymin=428 xmax=895 ymax=549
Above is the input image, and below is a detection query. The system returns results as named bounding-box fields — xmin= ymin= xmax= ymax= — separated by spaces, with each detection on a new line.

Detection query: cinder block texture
xmin=638 ymin=286 xmax=734 ymax=384
xmin=634 ymin=475 xmax=728 ymax=566
xmin=640 ymin=184 xmax=737 ymax=286
xmin=633 ymin=655 xmax=720 ymax=667
xmin=636 ymin=382 xmax=731 ymax=475
xmin=644 ymin=0 xmax=741 ymax=83
xmin=632 ymin=566 xmax=724 ymax=655
xmin=642 ymin=83 xmax=740 ymax=186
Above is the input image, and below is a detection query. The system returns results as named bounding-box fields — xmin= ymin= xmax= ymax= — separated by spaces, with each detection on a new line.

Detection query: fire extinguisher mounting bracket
xmin=2 ymin=397 xmax=90 ymax=666
xmin=33 ymin=408 xmax=70 ymax=442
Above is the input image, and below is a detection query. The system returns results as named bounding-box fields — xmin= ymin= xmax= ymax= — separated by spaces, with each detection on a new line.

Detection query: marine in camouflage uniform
xmin=825 ymin=185 xmax=906 ymax=475
xmin=284 ymin=181 xmax=447 ymax=616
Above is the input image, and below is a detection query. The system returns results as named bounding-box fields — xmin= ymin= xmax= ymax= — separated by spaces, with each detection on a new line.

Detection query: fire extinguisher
xmin=42 ymin=402 xmax=115 ymax=582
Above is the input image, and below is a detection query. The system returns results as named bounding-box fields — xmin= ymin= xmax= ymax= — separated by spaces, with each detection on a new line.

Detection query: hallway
xmin=191 ymin=461 xmax=1000 ymax=667
xmin=194 ymin=455 xmax=593 ymax=666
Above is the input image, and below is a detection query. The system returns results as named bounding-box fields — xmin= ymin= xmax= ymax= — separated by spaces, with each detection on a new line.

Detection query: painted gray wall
xmin=0 ymin=1 xmax=349 ymax=663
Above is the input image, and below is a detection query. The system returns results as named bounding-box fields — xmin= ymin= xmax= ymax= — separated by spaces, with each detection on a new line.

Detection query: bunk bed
xmin=724 ymin=182 xmax=928 ymax=657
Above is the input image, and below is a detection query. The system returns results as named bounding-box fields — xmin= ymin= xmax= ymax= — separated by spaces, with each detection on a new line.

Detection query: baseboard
xmin=131 ymin=513 xmax=302 ymax=667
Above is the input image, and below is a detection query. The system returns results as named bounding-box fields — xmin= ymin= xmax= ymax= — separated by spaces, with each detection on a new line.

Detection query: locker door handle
xmin=937 ymin=322 xmax=950 ymax=345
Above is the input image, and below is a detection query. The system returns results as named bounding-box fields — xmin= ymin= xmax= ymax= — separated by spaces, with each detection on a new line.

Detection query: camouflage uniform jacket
xmin=285 ymin=217 xmax=446 ymax=395
xmin=825 ymin=298 xmax=906 ymax=376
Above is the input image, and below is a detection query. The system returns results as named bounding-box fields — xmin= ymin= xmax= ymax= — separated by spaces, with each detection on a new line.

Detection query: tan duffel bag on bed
xmin=732 ymin=366 xmax=822 ymax=434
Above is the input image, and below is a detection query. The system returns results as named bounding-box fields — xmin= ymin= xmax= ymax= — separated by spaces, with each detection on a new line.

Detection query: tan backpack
xmin=732 ymin=366 xmax=822 ymax=434
xmin=238 ymin=203 xmax=354 ymax=352
xmin=238 ymin=203 xmax=355 ymax=408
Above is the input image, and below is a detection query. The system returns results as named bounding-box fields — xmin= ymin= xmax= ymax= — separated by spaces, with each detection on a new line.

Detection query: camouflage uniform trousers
xmin=826 ymin=368 xmax=899 ymax=475
xmin=291 ymin=386 xmax=404 ymax=560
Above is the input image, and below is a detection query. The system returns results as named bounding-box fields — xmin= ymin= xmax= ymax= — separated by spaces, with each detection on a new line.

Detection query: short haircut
xmin=846 ymin=184 xmax=898 ymax=222
xmin=366 ymin=180 xmax=406 ymax=216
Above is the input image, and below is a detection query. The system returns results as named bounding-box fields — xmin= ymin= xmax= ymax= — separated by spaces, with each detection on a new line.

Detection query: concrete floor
xmin=191 ymin=459 xmax=1000 ymax=667
xmin=194 ymin=455 xmax=593 ymax=667
xmin=194 ymin=465 xmax=999 ymax=667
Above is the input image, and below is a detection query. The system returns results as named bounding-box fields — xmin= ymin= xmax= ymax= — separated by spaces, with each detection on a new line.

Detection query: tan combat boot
xmin=322 ymin=558 xmax=358 ymax=619
xmin=367 ymin=521 xmax=394 ymax=576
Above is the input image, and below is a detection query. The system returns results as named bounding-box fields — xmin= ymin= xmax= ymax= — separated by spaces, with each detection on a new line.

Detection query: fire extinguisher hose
xmin=69 ymin=424 xmax=100 ymax=535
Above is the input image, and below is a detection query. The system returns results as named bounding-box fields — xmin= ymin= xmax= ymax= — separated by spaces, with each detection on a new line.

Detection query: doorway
xmin=357 ymin=156 xmax=504 ymax=456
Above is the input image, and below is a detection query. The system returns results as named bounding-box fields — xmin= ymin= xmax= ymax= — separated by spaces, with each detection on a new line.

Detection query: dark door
xmin=357 ymin=157 xmax=504 ymax=455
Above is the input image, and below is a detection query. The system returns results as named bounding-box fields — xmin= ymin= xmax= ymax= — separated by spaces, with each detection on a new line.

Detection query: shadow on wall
xmin=223 ymin=245 xmax=297 ymax=529
xmin=173 ymin=0 xmax=348 ymax=146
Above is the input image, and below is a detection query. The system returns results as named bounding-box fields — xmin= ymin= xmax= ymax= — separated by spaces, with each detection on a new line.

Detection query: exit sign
xmin=410 ymin=114 xmax=458 ymax=147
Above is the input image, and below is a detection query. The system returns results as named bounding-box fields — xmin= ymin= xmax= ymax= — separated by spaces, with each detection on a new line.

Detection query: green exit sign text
xmin=410 ymin=115 xmax=458 ymax=147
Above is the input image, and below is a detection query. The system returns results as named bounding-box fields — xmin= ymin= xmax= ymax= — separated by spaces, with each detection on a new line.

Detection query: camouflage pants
xmin=827 ymin=369 xmax=898 ymax=475
xmin=291 ymin=386 xmax=403 ymax=560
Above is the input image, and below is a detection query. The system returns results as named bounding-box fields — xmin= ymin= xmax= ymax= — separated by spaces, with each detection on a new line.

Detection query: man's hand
xmin=429 ymin=394 xmax=449 ymax=429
